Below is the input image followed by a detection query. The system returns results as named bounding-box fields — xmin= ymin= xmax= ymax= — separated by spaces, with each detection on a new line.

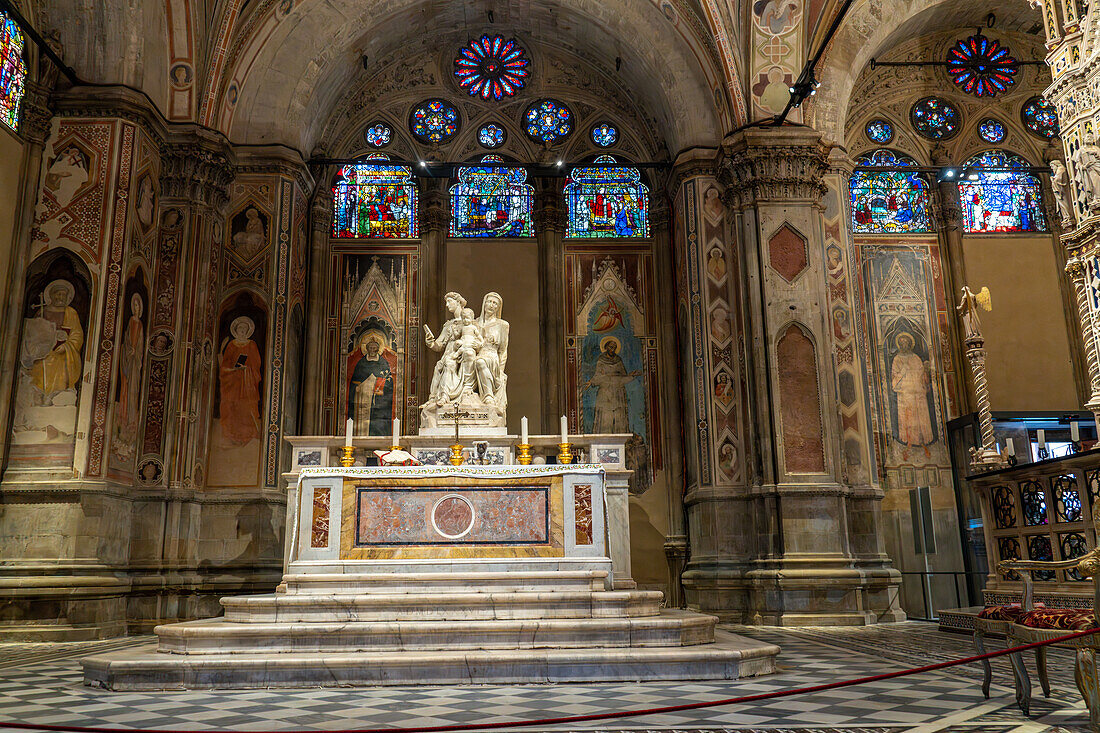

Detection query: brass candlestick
xmin=449 ymin=443 xmax=465 ymax=466
xmin=340 ymin=444 xmax=355 ymax=468
xmin=557 ymin=442 xmax=574 ymax=464
xmin=516 ymin=443 xmax=532 ymax=465
xmin=390 ymin=445 xmax=402 ymax=452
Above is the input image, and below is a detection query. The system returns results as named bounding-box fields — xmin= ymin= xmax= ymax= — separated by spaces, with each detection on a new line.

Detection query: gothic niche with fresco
xmin=208 ymin=291 xmax=267 ymax=487
xmin=341 ymin=254 xmax=412 ymax=437
xmin=567 ymin=254 xmax=659 ymax=492
xmin=11 ymin=250 xmax=92 ymax=466
xmin=109 ymin=267 xmax=150 ymax=473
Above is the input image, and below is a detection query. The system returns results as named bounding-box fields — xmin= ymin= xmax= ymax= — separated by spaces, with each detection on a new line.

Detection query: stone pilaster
xmin=301 ymin=192 xmax=331 ymax=434
xmin=417 ymin=179 xmax=448 ymax=408
xmin=713 ymin=127 xmax=903 ymax=625
xmin=534 ymin=182 xmax=566 ymax=432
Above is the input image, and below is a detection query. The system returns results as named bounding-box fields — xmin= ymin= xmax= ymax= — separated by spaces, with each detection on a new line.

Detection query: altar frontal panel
xmin=340 ymin=476 xmax=565 ymax=559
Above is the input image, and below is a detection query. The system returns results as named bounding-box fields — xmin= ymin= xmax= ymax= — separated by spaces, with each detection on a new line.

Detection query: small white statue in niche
xmin=420 ymin=291 xmax=509 ymax=430
xmin=1073 ymin=144 xmax=1100 ymax=214
xmin=1050 ymin=160 xmax=1076 ymax=227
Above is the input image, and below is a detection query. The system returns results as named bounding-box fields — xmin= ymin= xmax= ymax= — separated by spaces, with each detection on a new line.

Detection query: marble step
xmin=82 ymin=629 xmax=780 ymax=690
xmin=281 ymin=569 xmax=608 ymax=595
xmin=221 ymin=589 xmax=664 ymax=622
xmin=155 ymin=610 xmax=715 ymax=654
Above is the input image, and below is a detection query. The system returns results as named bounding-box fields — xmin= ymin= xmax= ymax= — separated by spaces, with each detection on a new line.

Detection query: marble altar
xmin=81 ymin=463 xmax=778 ymax=689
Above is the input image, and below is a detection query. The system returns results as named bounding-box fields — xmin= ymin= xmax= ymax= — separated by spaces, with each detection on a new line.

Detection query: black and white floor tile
xmin=0 ymin=622 xmax=1089 ymax=733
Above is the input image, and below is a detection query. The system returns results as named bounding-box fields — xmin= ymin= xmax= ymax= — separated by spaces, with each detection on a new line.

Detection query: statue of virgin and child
xmin=420 ymin=291 xmax=509 ymax=429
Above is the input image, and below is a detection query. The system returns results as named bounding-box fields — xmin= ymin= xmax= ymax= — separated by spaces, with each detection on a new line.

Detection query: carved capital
xmin=650 ymin=197 xmax=671 ymax=231
xmin=533 ymin=188 xmax=566 ymax=233
xmin=20 ymin=80 xmax=52 ymax=146
xmin=160 ymin=139 xmax=234 ymax=210
xmin=311 ymin=194 xmax=332 ymax=235
xmin=1066 ymin=256 xmax=1087 ymax=282
xmin=717 ymin=128 xmax=828 ymax=210
xmin=419 ymin=188 xmax=448 ymax=233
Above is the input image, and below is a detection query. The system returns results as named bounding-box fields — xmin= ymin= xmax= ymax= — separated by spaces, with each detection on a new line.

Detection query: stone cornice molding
xmin=234 ymin=146 xmax=315 ymax=193
xmin=666 ymin=147 xmax=718 ymax=197
xmin=718 ymin=127 xmax=829 ymax=210
xmin=52 ymin=85 xmax=172 ymax=143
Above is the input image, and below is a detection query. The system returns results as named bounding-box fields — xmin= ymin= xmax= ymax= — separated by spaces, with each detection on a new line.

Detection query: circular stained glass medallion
xmin=977 ymin=118 xmax=1006 ymax=144
xmin=478 ymin=123 xmax=506 ymax=149
xmin=524 ymin=99 xmax=573 ymax=144
xmin=865 ymin=119 xmax=893 ymax=144
xmin=410 ymin=99 xmax=460 ymax=144
xmin=365 ymin=122 xmax=393 ymax=148
xmin=911 ymin=97 xmax=960 ymax=140
xmin=946 ymin=33 xmax=1018 ymax=97
xmin=591 ymin=123 xmax=618 ymax=147
xmin=454 ymin=35 xmax=530 ymax=101
xmin=1022 ymin=96 xmax=1059 ymax=139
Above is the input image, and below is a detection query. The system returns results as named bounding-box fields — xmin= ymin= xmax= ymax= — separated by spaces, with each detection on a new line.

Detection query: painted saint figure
xmin=584 ymin=337 xmax=640 ymax=433
xmin=29 ymin=279 xmax=84 ymax=397
xmin=348 ymin=332 xmax=397 ymax=436
xmin=218 ymin=316 xmax=262 ymax=446
xmin=114 ymin=293 xmax=146 ymax=456
xmin=890 ymin=332 xmax=934 ymax=447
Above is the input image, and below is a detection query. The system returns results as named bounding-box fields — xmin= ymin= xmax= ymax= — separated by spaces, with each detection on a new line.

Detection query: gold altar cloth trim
xmin=338 ymin=475 xmax=566 ymax=560
xmin=297 ymin=464 xmax=605 ymax=481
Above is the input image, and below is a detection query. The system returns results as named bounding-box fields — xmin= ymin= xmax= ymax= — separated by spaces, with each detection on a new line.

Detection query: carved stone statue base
xmin=419 ymin=394 xmax=506 ymax=436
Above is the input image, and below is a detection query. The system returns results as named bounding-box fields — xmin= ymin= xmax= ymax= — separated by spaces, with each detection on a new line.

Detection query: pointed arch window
xmin=850 ymin=149 xmax=932 ymax=234
xmin=332 ymin=155 xmax=418 ymax=238
xmin=564 ymin=155 xmax=650 ymax=238
xmin=957 ymin=150 xmax=1047 ymax=233
xmin=449 ymin=155 xmax=534 ymax=237
xmin=0 ymin=13 xmax=26 ymax=132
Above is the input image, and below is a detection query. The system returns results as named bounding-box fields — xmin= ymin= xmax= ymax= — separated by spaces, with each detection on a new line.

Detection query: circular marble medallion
xmin=431 ymin=494 xmax=475 ymax=539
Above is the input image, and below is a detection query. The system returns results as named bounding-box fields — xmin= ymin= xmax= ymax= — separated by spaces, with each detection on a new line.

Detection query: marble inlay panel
xmin=310 ymin=487 xmax=330 ymax=548
xmin=354 ymin=487 xmax=549 ymax=545
xmin=575 ymin=483 xmax=593 ymax=545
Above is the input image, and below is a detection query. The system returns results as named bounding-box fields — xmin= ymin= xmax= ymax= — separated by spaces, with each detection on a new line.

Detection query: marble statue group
xmin=420 ymin=291 xmax=509 ymax=429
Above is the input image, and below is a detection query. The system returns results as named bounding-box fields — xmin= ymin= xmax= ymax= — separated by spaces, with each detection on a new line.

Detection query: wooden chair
xmin=972 ymin=606 xmax=1047 ymax=701
xmin=998 ymin=549 xmax=1100 ymax=726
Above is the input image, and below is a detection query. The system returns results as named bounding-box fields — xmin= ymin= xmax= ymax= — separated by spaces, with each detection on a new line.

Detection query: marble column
xmin=651 ymin=197 xmax=688 ymax=607
xmin=714 ymin=127 xmax=903 ymax=625
xmin=534 ymin=181 xmax=566 ymax=432
xmin=417 ymin=179 xmax=448 ymax=408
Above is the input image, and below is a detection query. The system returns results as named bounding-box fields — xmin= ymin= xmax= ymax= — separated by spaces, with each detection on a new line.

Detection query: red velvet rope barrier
xmin=1 ymin=626 xmax=1097 ymax=733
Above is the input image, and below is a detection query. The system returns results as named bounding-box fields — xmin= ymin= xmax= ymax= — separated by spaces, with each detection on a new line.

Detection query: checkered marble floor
xmin=0 ymin=621 xmax=1089 ymax=733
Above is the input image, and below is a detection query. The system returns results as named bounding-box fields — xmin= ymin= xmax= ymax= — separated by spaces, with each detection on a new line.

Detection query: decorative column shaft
xmin=301 ymin=193 xmax=331 ymax=433
xmin=534 ymin=183 xmax=566 ymax=431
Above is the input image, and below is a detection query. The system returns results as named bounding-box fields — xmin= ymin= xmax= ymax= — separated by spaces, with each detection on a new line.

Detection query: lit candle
xmin=560 ymin=415 xmax=568 ymax=444
xmin=392 ymin=418 xmax=400 ymax=447
xmin=1072 ymin=421 xmax=1080 ymax=441
xmin=521 ymin=416 xmax=529 ymax=444
xmin=345 ymin=418 xmax=354 ymax=447
xmin=1005 ymin=437 xmax=1015 ymax=456
xmin=1037 ymin=429 xmax=1046 ymax=448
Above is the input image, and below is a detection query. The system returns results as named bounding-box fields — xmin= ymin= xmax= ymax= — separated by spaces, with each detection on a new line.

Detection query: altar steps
xmin=83 ymin=629 xmax=780 ymax=690
xmin=221 ymin=589 xmax=664 ymax=623
xmin=155 ymin=610 xmax=716 ymax=654
xmin=281 ymin=569 xmax=608 ymax=594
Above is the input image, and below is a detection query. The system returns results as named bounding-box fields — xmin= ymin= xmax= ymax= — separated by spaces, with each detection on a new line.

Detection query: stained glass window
xmin=947 ymin=32 xmax=1018 ymax=97
xmin=849 ymin=149 xmax=932 ymax=234
xmin=478 ymin=123 xmax=506 ymax=149
xmin=911 ymin=97 xmax=960 ymax=140
xmin=564 ymin=155 xmax=650 ymax=238
xmin=365 ymin=122 xmax=393 ymax=148
xmin=332 ymin=156 xmax=418 ymax=238
xmin=524 ymin=99 xmax=573 ymax=144
xmin=977 ymin=118 xmax=1006 ymax=144
xmin=865 ymin=119 xmax=893 ymax=144
xmin=592 ymin=123 xmax=618 ymax=147
xmin=453 ymin=35 xmax=529 ymax=100
xmin=1022 ymin=96 xmax=1060 ymax=139
xmin=410 ymin=99 xmax=459 ymax=144
xmin=0 ymin=13 xmax=25 ymax=132
xmin=449 ymin=155 xmax=533 ymax=238
xmin=958 ymin=151 xmax=1047 ymax=233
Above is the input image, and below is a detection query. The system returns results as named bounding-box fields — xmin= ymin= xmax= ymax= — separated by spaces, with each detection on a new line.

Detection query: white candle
xmin=521 ymin=416 xmax=529 ymax=444
xmin=1072 ymin=421 xmax=1080 ymax=441
xmin=1037 ymin=429 xmax=1046 ymax=448
xmin=392 ymin=418 xmax=400 ymax=447
xmin=345 ymin=418 xmax=354 ymax=446
xmin=560 ymin=415 xmax=568 ymax=443
xmin=1005 ymin=437 xmax=1015 ymax=456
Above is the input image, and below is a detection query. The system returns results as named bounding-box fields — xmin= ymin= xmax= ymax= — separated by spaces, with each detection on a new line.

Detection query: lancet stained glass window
xmin=565 ymin=155 xmax=650 ymax=238
xmin=849 ymin=150 xmax=932 ymax=234
xmin=332 ymin=156 xmax=418 ymax=238
xmin=958 ymin=151 xmax=1047 ymax=233
xmin=449 ymin=155 xmax=533 ymax=238
xmin=0 ymin=13 xmax=25 ymax=131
